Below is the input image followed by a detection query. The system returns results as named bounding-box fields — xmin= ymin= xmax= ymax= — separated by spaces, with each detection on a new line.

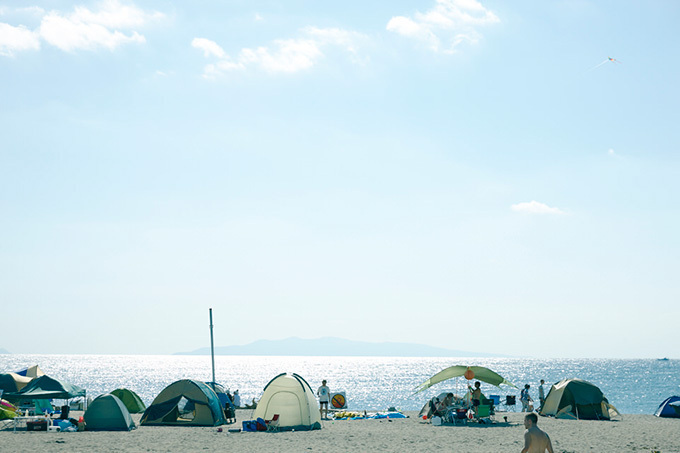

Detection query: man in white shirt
xmin=317 ymin=380 xmax=330 ymax=419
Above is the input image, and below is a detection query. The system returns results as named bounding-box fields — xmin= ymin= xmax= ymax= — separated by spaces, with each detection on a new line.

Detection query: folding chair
xmin=481 ymin=398 xmax=495 ymax=416
xmin=504 ymin=395 xmax=516 ymax=412
xmin=476 ymin=404 xmax=492 ymax=422
xmin=266 ymin=414 xmax=280 ymax=432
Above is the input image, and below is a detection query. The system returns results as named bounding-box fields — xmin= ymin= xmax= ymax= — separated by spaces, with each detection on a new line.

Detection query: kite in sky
xmin=589 ymin=57 xmax=622 ymax=71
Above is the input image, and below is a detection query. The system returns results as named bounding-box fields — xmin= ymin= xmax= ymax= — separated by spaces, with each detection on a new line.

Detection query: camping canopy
xmin=654 ymin=396 xmax=680 ymax=418
xmin=414 ymin=366 xmax=516 ymax=393
xmin=4 ymin=375 xmax=86 ymax=401
xmin=539 ymin=378 xmax=620 ymax=420
xmin=140 ymin=379 xmax=225 ymax=426
xmin=84 ymin=394 xmax=136 ymax=431
xmin=14 ymin=365 xmax=45 ymax=378
xmin=0 ymin=373 xmax=34 ymax=393
xmin=109 ymin=388 xmax=146 ymax=414
xmin=253 ymin=373 xmax=322 ymax=431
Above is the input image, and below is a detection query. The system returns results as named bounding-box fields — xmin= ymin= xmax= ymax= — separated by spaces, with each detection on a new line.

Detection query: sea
xmin=1 ymin=355 xmax=677 ymax=415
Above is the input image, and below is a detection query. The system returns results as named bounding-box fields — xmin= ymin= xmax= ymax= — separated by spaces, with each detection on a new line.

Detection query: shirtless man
xmin=521 ymin=413 xmax=554 ymax=453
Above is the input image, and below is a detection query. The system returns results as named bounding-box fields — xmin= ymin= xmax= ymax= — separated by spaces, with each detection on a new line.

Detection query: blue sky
xmin=1 ymin=0 xmax=679 ymax=358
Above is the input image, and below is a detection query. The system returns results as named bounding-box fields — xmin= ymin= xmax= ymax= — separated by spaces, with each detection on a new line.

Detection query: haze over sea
xmin=2 ymin=354 xmax=677 ymax=415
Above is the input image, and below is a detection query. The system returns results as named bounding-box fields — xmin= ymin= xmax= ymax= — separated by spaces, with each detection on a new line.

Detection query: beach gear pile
xmin=332 ymin=411 xmax=407 ymax=420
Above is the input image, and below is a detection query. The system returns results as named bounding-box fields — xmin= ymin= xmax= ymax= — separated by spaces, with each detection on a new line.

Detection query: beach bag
xmin=242 ymin=420 xmax=257 ymax=432
xmin=256 ymin=417 xmax=267 ymax=431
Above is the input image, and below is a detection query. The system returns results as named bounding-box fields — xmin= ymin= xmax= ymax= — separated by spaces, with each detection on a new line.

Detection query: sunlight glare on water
xmin=1 ymin=355 xmax=678 ymax=414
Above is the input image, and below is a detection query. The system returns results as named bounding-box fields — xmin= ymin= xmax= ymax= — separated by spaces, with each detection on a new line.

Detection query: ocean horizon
xmin=2 ymin=354 xmax=677 ymax=415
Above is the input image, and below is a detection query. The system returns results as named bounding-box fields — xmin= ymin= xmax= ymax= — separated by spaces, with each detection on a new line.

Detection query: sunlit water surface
xmin=2 ymin=355 xmax=678 ymax=414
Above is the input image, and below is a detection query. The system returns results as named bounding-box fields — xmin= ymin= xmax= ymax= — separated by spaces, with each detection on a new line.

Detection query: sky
xmin=1 ymin=0 xmax=679 ymax=358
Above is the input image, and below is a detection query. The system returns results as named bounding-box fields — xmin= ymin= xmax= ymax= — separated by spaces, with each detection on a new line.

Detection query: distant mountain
xmin=0 ymin=348 xmax=10 ymax=354
xmin=175 ymin=337 xmax=505 ymax=357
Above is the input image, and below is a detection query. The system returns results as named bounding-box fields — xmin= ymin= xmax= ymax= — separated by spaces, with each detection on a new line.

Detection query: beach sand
xmin=2 ymin=410 xmax=679 ymax=452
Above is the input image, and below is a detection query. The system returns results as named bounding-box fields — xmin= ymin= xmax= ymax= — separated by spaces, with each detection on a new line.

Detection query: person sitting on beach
xmin=520 ymin=384 xmax=533 ymax=412
xmin=434 ymin=393 xmax=454 ymax=416
xmin=521 ymin=413 xmax=554 ymax=453
xmin=245 ymin=398 xmax=257 ymax=409
xmin=469 ymin=381 xmax=482 ymax=413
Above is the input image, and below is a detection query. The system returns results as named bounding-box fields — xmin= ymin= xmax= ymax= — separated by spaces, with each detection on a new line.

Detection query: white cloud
xmin=40 ymin=12 xmax=145 ymax=51
xmin=194 ymin=27 xmax=367 ymax=78
xmin=0 ymin=23 xmax=40 ymax=56
xmin=0 ymin=0 xmax=162 ymax=56
xmin=191 ymin=37 xmax=225 ymax=58
xmin=608 ymin=148 xmax=617 ymax=156
xmin=511 ymin=201 xmax=565 ymax=215
xmin=387 ymin=0 xmax=499 ymax=53
xmin=254 ymin=13 xmax=263 ymax=22
xmin=241 ymin=38 xmax=322 ymax=73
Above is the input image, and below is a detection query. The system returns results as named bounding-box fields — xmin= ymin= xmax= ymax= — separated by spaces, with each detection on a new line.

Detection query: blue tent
xmin=654 ymin=396 xmax=680 ymax=418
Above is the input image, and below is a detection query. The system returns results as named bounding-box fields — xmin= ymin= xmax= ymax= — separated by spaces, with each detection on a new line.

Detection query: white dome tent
xmin=253 ymin=373 xmax=322 ymax=431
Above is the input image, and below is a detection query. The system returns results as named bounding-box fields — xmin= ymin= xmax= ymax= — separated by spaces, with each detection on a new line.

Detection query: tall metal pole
xmin=209 ymin=308 xmax=216 ymax=385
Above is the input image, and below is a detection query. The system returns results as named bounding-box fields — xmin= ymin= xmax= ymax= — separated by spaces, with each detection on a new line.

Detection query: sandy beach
xmin=2 ymin=409 xmax=679 ymax=452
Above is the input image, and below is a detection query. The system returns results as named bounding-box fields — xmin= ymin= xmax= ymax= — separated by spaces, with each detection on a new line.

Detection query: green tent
xmin=84 ymin=394 xmax=136 ymax=431
xmin=110 ymin=388 xmax=146 ymax=414
xmin=539 ymin=378 xmax=620 ymax=420
xmin=414 ymin=365 xmax=517 ymax=393
xmin=141 ymin=379 xmax=226 ymax=427
xmin=4 ymin=375 xmax=86 ymax=401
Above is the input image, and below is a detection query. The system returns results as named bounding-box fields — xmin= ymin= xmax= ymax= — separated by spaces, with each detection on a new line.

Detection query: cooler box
xmin=27 ymin=419 xmax=49 ymax=431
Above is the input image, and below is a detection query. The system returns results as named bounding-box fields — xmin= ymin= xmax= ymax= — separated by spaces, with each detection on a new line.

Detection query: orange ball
xmin=464 ymin=368 xmax=475 ymax=380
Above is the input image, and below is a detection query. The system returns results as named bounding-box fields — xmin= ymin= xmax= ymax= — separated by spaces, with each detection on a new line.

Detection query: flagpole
xmin=209 ymin=308 xmax=216 ymax=385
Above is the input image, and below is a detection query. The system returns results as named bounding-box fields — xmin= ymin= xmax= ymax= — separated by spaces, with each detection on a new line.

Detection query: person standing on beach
xmin=469 ymin=381 xmax=482 ymax=413
xmin=521 ymin=413 xmax=554 ymax=453
xmin=520 ymin=384 xmax=533 ymax=412
xmin=317 ymin=379 xmax=330 ymax=420
xmin=538 ymin=380 xmax=545 ymax=410
xmin=233 ymin=390 xmax=241 ymax=408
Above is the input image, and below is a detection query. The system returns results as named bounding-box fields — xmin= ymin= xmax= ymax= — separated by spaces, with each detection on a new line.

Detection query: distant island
xmin=175 ymin=337 xmax=505 ymax=357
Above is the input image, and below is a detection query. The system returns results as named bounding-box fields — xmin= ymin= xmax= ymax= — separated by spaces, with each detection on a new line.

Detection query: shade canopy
xmin=414 ymin=365 xmax=517 ymax=393
xmin=5 ymin=375 xmax=86 ymax=401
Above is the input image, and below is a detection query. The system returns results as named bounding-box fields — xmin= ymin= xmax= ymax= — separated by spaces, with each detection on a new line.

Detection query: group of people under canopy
xmin=419 ymin=381 xmax=494 ymax=420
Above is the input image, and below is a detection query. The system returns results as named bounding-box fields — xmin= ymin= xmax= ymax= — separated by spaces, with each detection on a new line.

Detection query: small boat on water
xmin=657 ymin=357 xmax=670 ymax=361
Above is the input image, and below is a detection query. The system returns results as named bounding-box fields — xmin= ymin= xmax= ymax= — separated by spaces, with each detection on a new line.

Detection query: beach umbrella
xmin=414 ymin=365 xmax=517 ymax=394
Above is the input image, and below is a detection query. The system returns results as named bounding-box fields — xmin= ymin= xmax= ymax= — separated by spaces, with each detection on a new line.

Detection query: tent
xmin=84 ymin=394 xmax=136 ymax=431
xmin=654 ymin=396 xmax=680 ymax=418
xmin=109 ymin=388 xmax=146 ymax=414
xmin=4 ymin=375 xmax=86 ymax=402
xmin=140 ymin=379 xmax=226 ymax=426
xmin=539 ymin=378 xmax=620 ymax=420
xmin=253 ymin=373 xmax=322 ymax=431
xmin=14 ymin=365 xmax=45 ymax=378
xmin=205 ymin=382 xmax=233 ymax=411
xmin=0 ymin=373 xmax=34 ymax=393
